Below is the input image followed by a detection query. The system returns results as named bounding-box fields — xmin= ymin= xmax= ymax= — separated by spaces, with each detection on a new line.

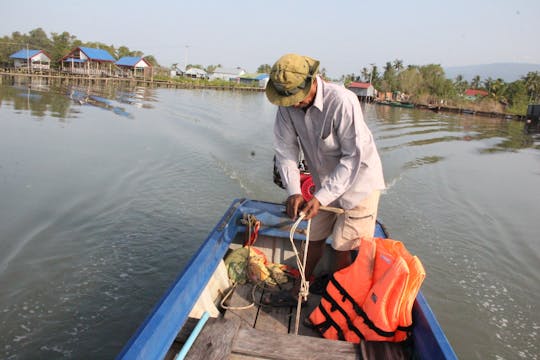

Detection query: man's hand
xmin=301 ymin=197 xmax=321 ymax=220
xmin=286 ymin=194 xmax=305 ymax=219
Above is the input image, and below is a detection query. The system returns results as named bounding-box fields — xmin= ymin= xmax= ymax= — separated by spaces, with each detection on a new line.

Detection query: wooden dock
xmin=0 ymin=71 xmax=265 ymax=92
xmin=167 ymin=282 xmax=412 ymax=360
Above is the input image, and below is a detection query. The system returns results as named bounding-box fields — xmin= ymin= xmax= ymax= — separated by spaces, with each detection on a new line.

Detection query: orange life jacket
xmin=308 ymin=237 xmax=425 ymax=343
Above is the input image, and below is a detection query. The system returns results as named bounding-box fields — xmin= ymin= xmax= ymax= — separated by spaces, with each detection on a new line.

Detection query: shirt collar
xmin=312 ymin=76 xmax=324 ymax=112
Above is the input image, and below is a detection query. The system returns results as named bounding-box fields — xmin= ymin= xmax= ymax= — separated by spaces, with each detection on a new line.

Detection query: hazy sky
xmin=2 ymin=0 xmax=539 ymax=78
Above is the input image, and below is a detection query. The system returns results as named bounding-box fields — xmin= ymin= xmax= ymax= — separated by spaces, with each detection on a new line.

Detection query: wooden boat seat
xmin=169 ymin=283 xmax=412 ymax=360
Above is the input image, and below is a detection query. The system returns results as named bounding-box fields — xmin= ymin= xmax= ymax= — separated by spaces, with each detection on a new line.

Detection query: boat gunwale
xmin=116 ymin=198 xmax=247 ymax=359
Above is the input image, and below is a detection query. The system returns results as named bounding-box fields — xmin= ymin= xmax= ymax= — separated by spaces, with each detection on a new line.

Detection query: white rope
xmin=222 ymin=212 xmax=312 ymax=333
xmin=289 ymin=212 xmax=311 ymax=335
xmin=220 ymin=282 xmax=255 ymax=311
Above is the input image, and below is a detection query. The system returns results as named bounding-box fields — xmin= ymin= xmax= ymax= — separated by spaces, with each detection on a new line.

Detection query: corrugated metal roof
xmin=213 ymin=67 xmax=245 ymax=76
xmin=116 ymin=56 xmax=143 ymax=66
xmin=9 ymin=49 xmax=42 ymax=59
xmin=185 ymin=68 xmax=207 ymax=75
xmin=239 ymin=73 xmax=269 ymax=80
xmin=348 ymin=82 xmax=372 ymax=89
xmin=464 ymin=89 xmax=488 ymax=97
xmin=79 ymin=47 xmax=116 ymax=62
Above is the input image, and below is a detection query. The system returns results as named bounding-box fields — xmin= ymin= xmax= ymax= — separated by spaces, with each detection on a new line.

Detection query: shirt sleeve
xmin=273 ymin=108 xmax=302 ymax=196
xmin=313 ymin=95 xmax=364 ymax=206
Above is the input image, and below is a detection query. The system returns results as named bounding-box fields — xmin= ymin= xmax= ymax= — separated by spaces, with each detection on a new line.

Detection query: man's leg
xmin=331 ymin=190 xmax=381 ymax=258
xmin=333 ymin=249 xmax=353 ymax=272
xmin=303 ymin=239 xmax=326 ymax=281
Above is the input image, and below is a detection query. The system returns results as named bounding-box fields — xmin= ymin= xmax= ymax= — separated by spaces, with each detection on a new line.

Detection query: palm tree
xmin=361 ymin=67 xmax=370 ymax=82
xmin=471 ymin=75 xmax=481 ymax=89
xmin=393 ymin=59 xmax=404 ymax=73
xmin=490 ymin=78 xmax=506 ymax=100
xmin=320 ymin=67 xmax=328 ymax=79
xmin=453 ymin=74 xmax=468 ymax=94
xmin=483 ymin=77 xmax=494 ymax=94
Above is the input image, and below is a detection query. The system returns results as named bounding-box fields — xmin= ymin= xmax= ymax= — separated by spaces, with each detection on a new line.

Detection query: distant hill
xmin=443 ymin=63 xmax=540 ymax=82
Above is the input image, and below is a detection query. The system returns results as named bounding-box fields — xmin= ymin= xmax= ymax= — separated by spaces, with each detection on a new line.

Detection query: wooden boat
xmin=117 ymin=198 xmax=457 ymax=359
xmin=377 ymin=100 xmax=415 ymax=109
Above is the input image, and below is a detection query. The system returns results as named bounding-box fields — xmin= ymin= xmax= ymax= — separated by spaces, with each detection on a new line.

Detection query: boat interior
xmin=165 ymin=225 xmax=414 ymax=360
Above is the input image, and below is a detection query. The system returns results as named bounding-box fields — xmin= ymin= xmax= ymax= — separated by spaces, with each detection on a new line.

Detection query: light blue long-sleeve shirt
xmin=273 ymin=77 xmax=385 ymax=210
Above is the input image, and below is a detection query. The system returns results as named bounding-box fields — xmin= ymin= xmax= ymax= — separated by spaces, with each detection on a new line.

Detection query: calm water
xmin=0 ymin=77 xmax=538 ymax=359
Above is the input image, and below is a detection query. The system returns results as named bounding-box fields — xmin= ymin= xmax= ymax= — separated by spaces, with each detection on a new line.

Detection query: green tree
xmin=397 ymin=65 xmax=423 ymax=96
xmin=206 ymin=64 xmax=221 ymax=74
xmin=523 ymin=71 xmax=540 ymax=103
xmin=503 ymin=80 xmax=528 ymax=114
xmin=141 ymin=55 xmax=157 ymax=67
xmin=483 ymin=77 xmax=494 ymax=92
xmin=360 ymin=67 xmax=370 ymax=82
xmin=393 ymin=59 xmax=404 ymax=73
xmin=471 ymin=75 xmax=481 ymax=89
xmin=320 ymin=67 xmax=328 ymax=79
xmin=370 ymin=66 xmax=381 ymax=88
xmin=381 ymin=61 xmax=397 ymax=92
xmin=453 ymin=74 xmax=469 ymax=94
xmin=187 ymin=64 xmax=205 ymax=70
xmin=257 ymin=64 xmax=271 ymax=73
xmin=489 ymin=78 xmax=507 ymax=101
xmin=28 ymin=28 xmax=51 ymax=49
xmin=116 ymin=46 xmax=132 ymax=59
xmin=414 ymin=64 xmax=455 ymax=101
xmin=50 ymin=31 xmax=77 ymax=65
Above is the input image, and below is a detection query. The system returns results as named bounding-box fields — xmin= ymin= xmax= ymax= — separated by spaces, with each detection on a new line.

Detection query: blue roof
xmin=10 ymin=49 xmax=42 ymax=59
xmin=116 ymin=56 xmax=143 ymax=67
xmin=255 ymin=74 xmax=269 ymax=80
xmin=78 ymin=47 xmax=115 ymax=62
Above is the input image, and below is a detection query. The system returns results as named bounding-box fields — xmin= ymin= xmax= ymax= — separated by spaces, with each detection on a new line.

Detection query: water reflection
xmin=403 ymin=155 xmax=445 ymax=169
xmin=372 ymin=106 xmax=539 ymax=155
xmin=0 ymin=76 xmax=156 ymax=120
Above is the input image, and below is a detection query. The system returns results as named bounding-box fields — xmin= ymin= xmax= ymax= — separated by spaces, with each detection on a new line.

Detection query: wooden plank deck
xmin=174 ymin=283 xmax=412 ymax=360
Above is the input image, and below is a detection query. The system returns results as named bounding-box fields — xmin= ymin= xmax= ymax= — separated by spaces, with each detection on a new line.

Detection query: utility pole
xmin=184 ymin=45 xmax=190 ymax=71
xmin=27 ymin=43 xmax=30 ymax=74
xmin=369 ymin=63 xmax=375 ymax=84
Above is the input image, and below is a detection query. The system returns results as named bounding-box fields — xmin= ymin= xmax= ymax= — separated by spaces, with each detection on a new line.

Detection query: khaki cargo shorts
xmin=309 ymin=190 xmax=380 ymax=251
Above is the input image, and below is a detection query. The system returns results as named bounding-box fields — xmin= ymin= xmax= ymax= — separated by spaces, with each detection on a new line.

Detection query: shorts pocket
xmin=342 ymin=210 xmax=374 ymax=241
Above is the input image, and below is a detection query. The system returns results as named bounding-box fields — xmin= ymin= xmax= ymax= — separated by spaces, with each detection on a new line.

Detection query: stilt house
xmin=61 ymin=47 xmax=116 ymax=76
xmin=347 ymin=82 xmax=376 ymax=102
xmin=116 ymin=56 xmax=153 ymax=79
xmin=9 ymin=49 xmax=51 ymax=71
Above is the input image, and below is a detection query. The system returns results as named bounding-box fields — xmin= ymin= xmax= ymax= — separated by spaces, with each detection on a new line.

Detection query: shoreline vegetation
xmin=1 ymin=28 xmax=539 ymax=121
xmin=0 ymin=72 xmax=524 ymax=121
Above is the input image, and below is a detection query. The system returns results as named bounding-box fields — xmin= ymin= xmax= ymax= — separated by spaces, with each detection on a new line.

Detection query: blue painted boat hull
xmin=117 ymin=198 xmax=457 ymax=360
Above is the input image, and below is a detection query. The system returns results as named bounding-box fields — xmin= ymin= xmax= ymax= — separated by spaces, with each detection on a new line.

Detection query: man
xmin=265 ymin=53 xmax=385 ymax=305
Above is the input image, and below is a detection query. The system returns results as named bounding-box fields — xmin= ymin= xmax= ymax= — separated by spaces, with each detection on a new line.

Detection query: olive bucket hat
xmin=265 ymin=54 xmax=320 ymax=106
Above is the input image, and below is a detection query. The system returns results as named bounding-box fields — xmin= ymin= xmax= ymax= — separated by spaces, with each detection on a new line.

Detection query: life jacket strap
xmin=320 ymin=291 xmax=365 ymax=341
xmin=329 ymin=275 xmax=397 ymax=338
xmin=312 ymin=302 xmax=346 ymax=341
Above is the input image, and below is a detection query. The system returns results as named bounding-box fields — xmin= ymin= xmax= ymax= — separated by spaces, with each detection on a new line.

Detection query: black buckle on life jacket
xmin=317 ymin=303 xmax=346 ymax=341
xmin=321 ymin=291 xmax=365 ymax=341
xmin=329 ymin=276 xmax=397 ymax=339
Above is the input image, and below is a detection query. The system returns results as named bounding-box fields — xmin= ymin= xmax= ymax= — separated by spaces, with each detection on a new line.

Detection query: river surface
xmin=0 ymin=77 xmax=538 ymax=359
